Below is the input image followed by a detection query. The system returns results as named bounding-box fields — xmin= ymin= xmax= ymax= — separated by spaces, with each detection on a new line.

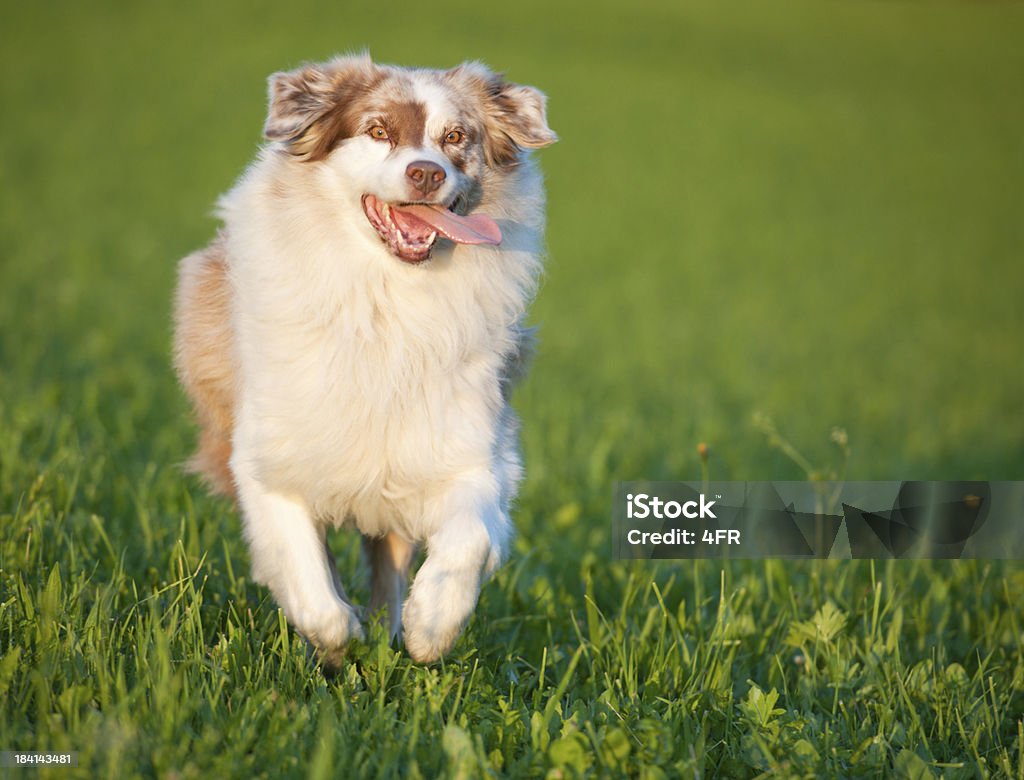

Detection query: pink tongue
xmin=392 ymin=204 xmax=502 ymax=245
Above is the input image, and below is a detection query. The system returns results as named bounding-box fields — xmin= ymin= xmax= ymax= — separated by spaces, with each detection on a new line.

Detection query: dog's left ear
xmin=449 ymin=63 xmax=558 ymax=168
xmin=489 ymin=82 xmax=559 ymax=162
xmin=263 ymin=54 xmax=375 ymax=160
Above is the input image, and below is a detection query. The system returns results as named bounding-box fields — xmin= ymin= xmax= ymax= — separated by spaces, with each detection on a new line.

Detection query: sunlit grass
xmin=2 ymin=0 xmax=1023 ymax=776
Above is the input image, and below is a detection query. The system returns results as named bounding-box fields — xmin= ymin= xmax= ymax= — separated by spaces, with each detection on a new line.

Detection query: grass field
xmin=2 ymin=1 xmax=1024 ymax=777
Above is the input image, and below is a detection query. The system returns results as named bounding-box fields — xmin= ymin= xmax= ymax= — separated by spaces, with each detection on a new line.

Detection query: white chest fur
xmin=221 ymin=154 xmax=541 ymax=537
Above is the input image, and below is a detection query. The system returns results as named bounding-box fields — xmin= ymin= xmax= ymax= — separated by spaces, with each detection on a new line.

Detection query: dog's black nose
xmin=406 ymin=160 xmax=446 ymax=196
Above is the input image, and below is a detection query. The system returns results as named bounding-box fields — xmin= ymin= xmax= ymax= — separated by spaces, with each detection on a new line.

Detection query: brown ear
xmin=263 ymin=54 xmax=376 ymax=160
xmin=449 ymin=63 xmax=558 ymax=168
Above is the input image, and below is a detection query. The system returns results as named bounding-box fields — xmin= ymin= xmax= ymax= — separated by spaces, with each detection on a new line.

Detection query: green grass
xmin=2 ymin=0 xmax=1024 ymax=777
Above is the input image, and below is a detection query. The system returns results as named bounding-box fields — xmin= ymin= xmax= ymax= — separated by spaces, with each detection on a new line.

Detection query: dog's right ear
xmin=263 ymin=66 xmax=335 ymax=153
xmin=263 ymin=55 xmax=376 ymax=160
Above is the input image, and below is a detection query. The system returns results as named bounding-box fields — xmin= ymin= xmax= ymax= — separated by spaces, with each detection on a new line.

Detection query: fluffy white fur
xmin=174 ymin=55 xmax=554 ymax=664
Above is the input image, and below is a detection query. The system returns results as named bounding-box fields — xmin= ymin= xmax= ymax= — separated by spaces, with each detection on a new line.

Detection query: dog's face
xmin=263 ymin=55 xmax=557 ymax=264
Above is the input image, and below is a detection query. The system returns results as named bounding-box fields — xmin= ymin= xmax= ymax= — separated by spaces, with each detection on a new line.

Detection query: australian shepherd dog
xmin=173 ymin=54 xmax=555 ymax=664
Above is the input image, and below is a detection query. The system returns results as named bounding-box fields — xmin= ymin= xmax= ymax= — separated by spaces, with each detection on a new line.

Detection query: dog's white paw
xmin=402 ymin=601 xmax=461 ymax=663
xmin=402 ymin=561 xmax=481 ymax=663
xmin=293 ymin=600 xmax=364 ymax=667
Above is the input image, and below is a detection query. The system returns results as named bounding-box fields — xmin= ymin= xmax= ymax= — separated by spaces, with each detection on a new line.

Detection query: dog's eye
xmin=444 ymin=130 xmax=464 ymax=145
xmin=368 ymin=126 xmax=389 ymax=141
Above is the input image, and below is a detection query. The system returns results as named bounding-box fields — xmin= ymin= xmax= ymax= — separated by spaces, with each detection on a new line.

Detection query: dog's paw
xmin=295 ymin=601 xmax=364 ymax=668
xmin=402 ymin=564 xmax=481 ymax=663
xmin=402 ymin=603 xmax=461 ymax=663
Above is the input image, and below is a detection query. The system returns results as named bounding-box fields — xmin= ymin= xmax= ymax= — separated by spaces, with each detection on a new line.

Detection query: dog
xmin=173 ymin=53 xmax=555 ymax=664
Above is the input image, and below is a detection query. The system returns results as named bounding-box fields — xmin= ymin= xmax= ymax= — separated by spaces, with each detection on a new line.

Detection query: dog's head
xmin=263 ymin=54 xmax=557 ymax=264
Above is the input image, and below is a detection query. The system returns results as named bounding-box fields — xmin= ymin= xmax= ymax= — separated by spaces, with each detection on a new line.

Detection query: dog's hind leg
xmin=364 ymin=532 xmax=416 ymax=641
xmin=173 ymin=234 xmax=238 ymax=499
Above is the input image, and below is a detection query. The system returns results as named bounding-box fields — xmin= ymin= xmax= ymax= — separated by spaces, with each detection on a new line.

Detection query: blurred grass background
xmin=3 ymin=0 xmax=1022 ymax=485
xmin=2 ymin=1 xmax=1023 ymax=777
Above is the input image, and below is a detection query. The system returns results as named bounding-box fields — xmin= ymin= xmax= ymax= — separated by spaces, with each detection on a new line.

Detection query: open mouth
xmin=362 ymin=194 xmax=502 ymax=264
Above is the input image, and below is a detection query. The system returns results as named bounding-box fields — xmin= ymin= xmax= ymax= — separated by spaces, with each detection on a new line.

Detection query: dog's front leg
xmin=232 ymin=458 xmax=364 ymax=667
xmin=402 ymin=473 xmax=511 ymax=663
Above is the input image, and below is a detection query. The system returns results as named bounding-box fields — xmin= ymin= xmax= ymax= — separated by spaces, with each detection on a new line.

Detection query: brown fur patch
xmin=264 ymin=57 xmax=386 ymax=162
xmin=380 ymin=100 xmax=427 ymax=149
xmin=444 ymin=63 xmax=557 ymax=168
xmin=310 ymin=76 xmax=427 ymax=158
xmin=300 ymin=71 xmax=388 ymax=161
xmin=173 ymin=234 xmax=238 ymax=499
xmin=265 ymin=59 xmax=436 ymax=162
